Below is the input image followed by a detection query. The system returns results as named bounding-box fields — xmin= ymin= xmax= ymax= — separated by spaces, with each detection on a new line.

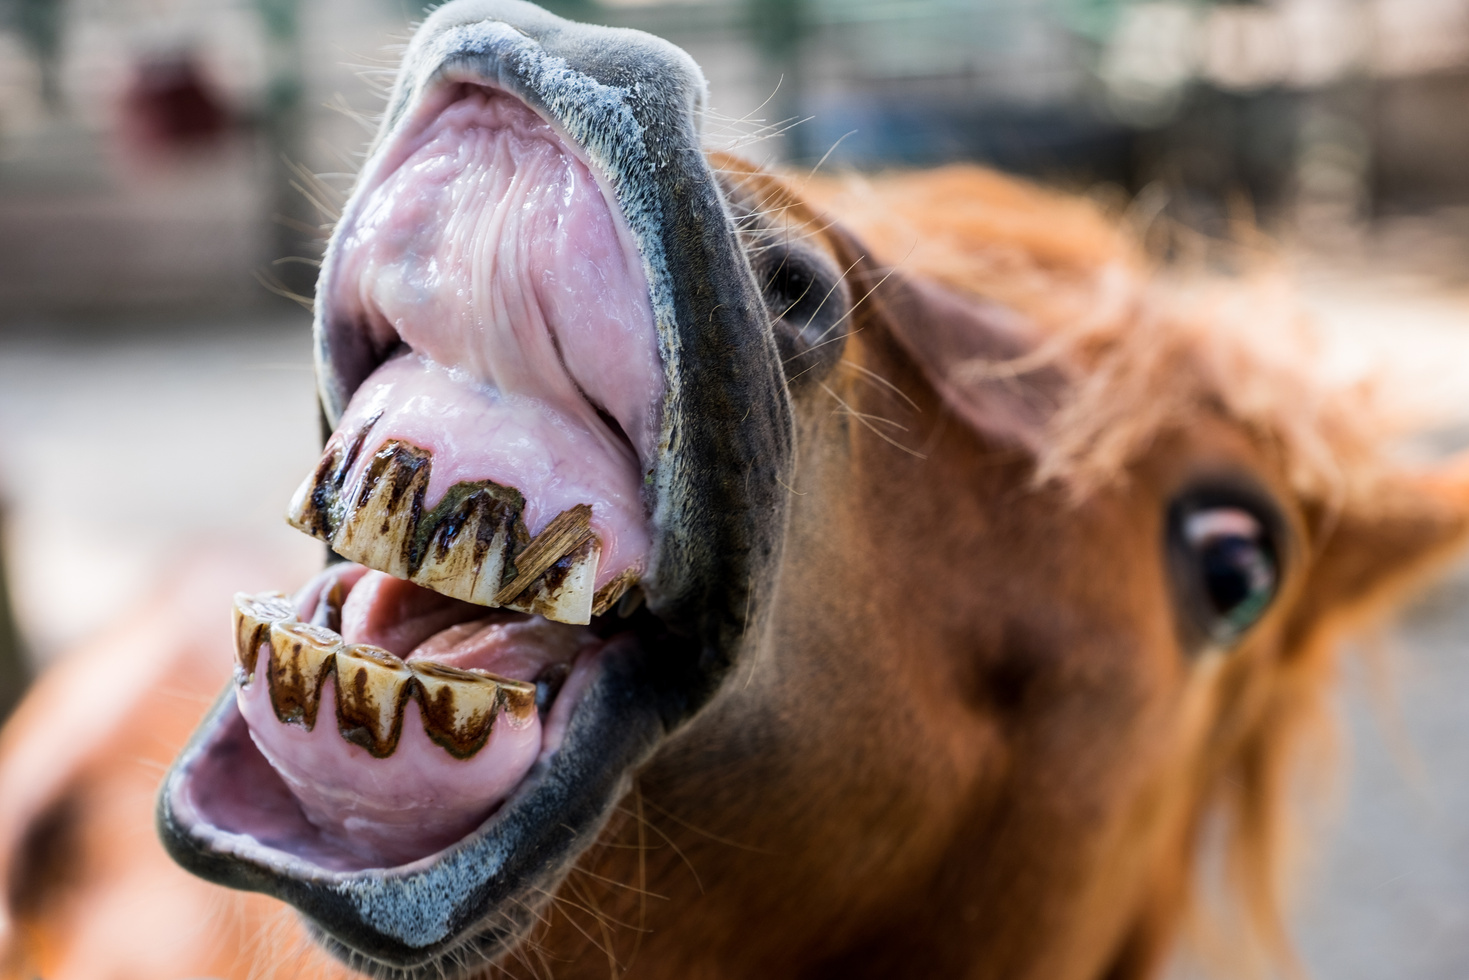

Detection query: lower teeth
xmin=266 ymin=620 xmax=338 ymax=730
xmin=233 ymin=591 xmax=537 ymax=760
xmin=233 ymin=592 xmax=296 ymax=679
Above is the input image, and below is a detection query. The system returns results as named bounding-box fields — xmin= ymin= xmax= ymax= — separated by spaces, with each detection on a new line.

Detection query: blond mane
xmin=805 ymin=165 xmax=1395 ymax=514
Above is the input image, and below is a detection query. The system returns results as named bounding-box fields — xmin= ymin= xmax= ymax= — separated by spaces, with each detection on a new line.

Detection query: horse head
xmin=150 ymin=3 xmax=1469 ymax=978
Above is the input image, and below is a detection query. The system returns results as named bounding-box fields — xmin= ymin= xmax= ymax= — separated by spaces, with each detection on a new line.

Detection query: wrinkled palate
xmin=299 ymin=84 xmax=663 ymax=625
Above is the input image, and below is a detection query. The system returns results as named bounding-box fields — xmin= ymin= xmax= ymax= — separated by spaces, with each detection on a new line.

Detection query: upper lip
xmin=156 ymin=1 xmax=793 ymax=974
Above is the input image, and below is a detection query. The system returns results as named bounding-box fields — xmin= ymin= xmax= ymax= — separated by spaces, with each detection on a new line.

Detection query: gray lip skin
xmin=156 ymin=0 xmax=795 ymax=974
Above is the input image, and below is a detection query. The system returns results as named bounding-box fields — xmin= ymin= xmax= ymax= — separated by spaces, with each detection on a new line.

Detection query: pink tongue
xmin=334 ymin=568 xmax=487 ymax=657
xmin=327 ymin=85 xmax=663 ymax=589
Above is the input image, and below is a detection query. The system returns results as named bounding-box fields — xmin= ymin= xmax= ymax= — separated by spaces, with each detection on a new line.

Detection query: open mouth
xmin=157 ymin=6 xmax=793 ymax=972
xmin=167 ymin=75 xmax=674 ymax=875
xmin=297 ymin=83 xmax=659 ymax=626
xmin=197 ymin=75 xmax=673 ymax=871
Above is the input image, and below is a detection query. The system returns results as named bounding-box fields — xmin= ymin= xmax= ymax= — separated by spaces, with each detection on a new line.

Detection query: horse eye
xmin=1171 ymin=503 xmax=1279 ymax=645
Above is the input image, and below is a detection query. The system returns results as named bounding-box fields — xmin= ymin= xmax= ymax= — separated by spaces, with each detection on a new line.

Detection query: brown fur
xmin=4 ymin=163 xmax=1468 ymax=980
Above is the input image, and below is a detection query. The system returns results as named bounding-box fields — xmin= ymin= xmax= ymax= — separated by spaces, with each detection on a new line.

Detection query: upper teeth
xmin=286 ymin=435 xmax=634 ymax=625
xmin=234 ymin=591 xmax=537 ymax=759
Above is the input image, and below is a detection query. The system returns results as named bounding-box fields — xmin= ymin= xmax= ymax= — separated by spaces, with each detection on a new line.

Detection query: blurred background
xmin=2 ymin=0 xmax=1469 ymax=976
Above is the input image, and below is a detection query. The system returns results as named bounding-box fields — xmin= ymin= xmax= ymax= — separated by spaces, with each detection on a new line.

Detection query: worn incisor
xmin=235 ymin=593 xmax=542 ymax=761
xmin=233 ymin=592 xmax=296 ymax=679
xmin=592 ymin=568 xmax=640 ymax=618
xmin=267 ymin=621 xmax=341 ymax=730
xmin=333 ymin=645 xmax=416 ymax=757
xmin=286 ymin=436 xmax=627 ymax=626
xmin=410 ymin=483 xmax=523 ymax=607
xmin=412 ymin=663 xmax=533 ymax=758
xmin=330 ymin=442 xmax=431 ymax=580
xmin=503 ymin=538 xmax=601 ymax=625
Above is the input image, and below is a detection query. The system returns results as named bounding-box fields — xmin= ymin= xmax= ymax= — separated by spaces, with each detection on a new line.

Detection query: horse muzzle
xmin=156 ymin=2 xmax=793 ymax=973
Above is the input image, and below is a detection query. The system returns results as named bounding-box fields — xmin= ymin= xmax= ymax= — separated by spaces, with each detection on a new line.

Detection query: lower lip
xmin=236 ymin=655 xmax=544 ymax=867
xmin=170 ymin=641 xmax=608 ymax=874
xmin=216 ymin=565 xmax=616 ymax=870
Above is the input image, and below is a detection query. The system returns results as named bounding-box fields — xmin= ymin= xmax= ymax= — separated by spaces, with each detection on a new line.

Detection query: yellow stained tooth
xmin=284 ymin=436 xmax=617 ymax=627
xmin=267 ymin=621 xmax=342 ymax=729
xmin=410 ymin=484 xmax=522 ymax=607
xmin=286 ymin=445 xmax=343 ymax=541
xmin=503 ymin=538 xmax=601 ymax=626
xmin=330 ymin=441 xmax=431 ymax=580
xmin=410 ymin=663 xmax=536 ymax=758
xmin=592 ymin=568 xmax=640 ymax=618
xmin=495 ymin=504 xmax=594 ymax=605
xmin=286 ymin=420 xmax=378 ymax=541
xmin=498 ymin=675 xmax=537 ymax=725
xmin=334 ymin=644 xmax=415 ymax=757
xmin=233 ymin=592 xmax=297 ymax=682
xmin=497 ymin=505 xmax=601 ymax=625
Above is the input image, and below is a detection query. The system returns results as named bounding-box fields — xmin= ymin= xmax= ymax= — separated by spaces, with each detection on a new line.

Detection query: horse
xmin=4 ymin=2 xmax=1469 ymax=978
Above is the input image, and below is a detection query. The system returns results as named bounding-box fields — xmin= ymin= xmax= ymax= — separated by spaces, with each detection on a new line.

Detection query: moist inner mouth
xmin=302 ymin=81 xmax=664 ymax=621
xmin=174 ymin=82 xmax=669 ymax=873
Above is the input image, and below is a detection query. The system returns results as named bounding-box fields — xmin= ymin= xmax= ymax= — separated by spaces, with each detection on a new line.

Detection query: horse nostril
xmin=754 ymin=246 xmax=850 ymax=385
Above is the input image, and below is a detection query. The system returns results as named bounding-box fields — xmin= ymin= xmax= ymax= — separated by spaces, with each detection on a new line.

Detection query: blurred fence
xmin=1 ymin=0 xmax=1469 ymax=311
